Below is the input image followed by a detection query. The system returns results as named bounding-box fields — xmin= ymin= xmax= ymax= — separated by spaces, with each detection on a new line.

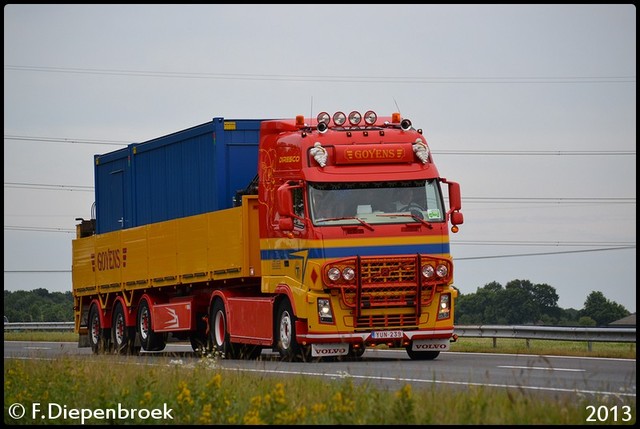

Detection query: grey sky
xmin=4 ymin=4 xmax=636 ymax=312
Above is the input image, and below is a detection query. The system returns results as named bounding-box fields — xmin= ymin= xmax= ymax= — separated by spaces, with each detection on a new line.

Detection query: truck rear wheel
xmin=88 ymin=304 xmax=110 ymax=354
xmin=275 ymin=299 xmax=309 ymax=362
xmin=137 ymin=299 xmax=166 ymax=352
xmin=112 ymin=302 xmax=139 ymax=355
xmin=210 ymin=299 xmax=237 ymax=359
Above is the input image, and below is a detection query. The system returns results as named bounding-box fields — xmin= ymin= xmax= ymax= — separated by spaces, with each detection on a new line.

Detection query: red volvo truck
xmin=72 ymin=109 xmax=464 ymax=361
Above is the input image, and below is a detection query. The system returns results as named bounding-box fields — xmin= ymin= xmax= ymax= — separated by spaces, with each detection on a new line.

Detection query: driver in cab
xmin=394 ymin=188 xmax=416 ymax=211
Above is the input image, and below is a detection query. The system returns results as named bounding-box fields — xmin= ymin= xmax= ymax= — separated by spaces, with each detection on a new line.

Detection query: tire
xmin=112 ymin=302 xmax=138 ymax=355
xmin=405 ymin=345 xmax=440 ymax=360
xmin=275 ymin=299 xmax=309 ymax=362
xmin=210 ymin=299 xmax=237 ymax=359
xmin=137 ymin=299 xmax=166 ymax=352
xmin=349 ymin=344 xmax=366 ymax=359
xmin=88 ymin=304 xmax=110 ymax=354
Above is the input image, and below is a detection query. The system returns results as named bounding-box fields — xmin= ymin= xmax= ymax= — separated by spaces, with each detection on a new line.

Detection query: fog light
xmin=318 ymin=298 xmax=333 ymax=323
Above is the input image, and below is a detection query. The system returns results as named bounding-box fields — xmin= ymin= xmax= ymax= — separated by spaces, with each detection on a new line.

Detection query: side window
xmin=425 ymin=180 xmax=444 ymax=221
xmin=292 ymin=188 xmax=305 ymax=229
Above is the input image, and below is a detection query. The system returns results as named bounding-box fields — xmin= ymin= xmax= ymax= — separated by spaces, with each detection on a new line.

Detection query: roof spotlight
xmin=348 ymin=111 xmax=362 ymax=126
xmin=317 ymin=112 xmax=331 ymax=124
xmin=363 ymin=110 xmax=377 ymax=125
xmin=333 ymin=111 xmax=347 ymax=126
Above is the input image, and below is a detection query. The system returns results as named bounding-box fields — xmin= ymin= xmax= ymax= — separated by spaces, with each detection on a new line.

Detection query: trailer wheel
xmin=210 ymin=299 xmax=237 ymax=359
xmin=405 ymin=345 xmax=440 ymax=361
xmin=137 ymin=299 xmax=166 ymax=352
xmin=275 ymin=299 xmax=309 ymax=361
xmin=88 ymin=304 xmax=110 ymax=354
xmin=112 ymin=302 xmax=138 ymax=355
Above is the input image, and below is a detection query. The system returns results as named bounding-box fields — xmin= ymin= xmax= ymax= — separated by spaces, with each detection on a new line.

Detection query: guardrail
xmin=4 ymin=322 xmax=75 ymax=331
xmin=454 ymin=324 xmax=636 ymax=351
xmin=4 ymin=322 xmax=636 ymax=349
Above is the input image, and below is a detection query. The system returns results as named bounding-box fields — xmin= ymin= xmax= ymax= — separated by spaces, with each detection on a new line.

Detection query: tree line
xmin=3 ymin=281 xmax=632 ymax=327
xmin=4 ymin=288 xmax=73 ymax=323
xmin=454 ymin=279 xmax=631 ymax=326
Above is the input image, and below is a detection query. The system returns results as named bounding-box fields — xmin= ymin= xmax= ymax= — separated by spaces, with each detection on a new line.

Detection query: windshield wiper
xmin=377 ymin=213 xmax=433 ymax=229
xmin=316 ymin=216 xmax=375 ymax=231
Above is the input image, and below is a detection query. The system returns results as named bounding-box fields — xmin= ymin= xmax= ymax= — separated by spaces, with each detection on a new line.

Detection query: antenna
xmin=393 ymin=97 xmax=401 ymax=114
xmin=310 ymin=96 xmax=314 ymax=125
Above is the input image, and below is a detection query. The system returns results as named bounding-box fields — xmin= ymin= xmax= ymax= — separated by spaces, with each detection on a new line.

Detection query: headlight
xmin=342 ymin=267 xmax=355 ymax=281
xmin=422 ymin=264 xmax=435 ymax=278
xmin=436 ymin=264 xmax=448 ymax=278
xmin=327 ymin=267 xmax=341 ymax=281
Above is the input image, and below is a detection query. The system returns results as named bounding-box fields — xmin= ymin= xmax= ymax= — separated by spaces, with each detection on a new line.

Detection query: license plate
xmin=371 ymin=330 xmax=403 ymax=339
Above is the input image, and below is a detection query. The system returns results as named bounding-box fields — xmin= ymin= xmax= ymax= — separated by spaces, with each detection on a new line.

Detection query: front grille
xmin=325 ymin=254 xmax=451 ymax=330
xmin=355 ymin=313 xmax=418 ymax=329
xmin=338 ymin=256 xmax=435 ymax=309
xmin=361 ymin=258 xmax=416 ymax=283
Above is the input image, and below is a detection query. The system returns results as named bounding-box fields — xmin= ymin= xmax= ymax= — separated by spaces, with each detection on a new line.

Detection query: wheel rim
xmin=214 ymin=310 xmax=225 ymax=347
xmin=114 ymin=313 xmax=125 ymax=345
xmin=90 ymin=313 xmax=100 ymax=345
xmin=279 ymin=310 xmax=292 ymax=350
xmin=139 ymin=307 xmax=150 ymax=341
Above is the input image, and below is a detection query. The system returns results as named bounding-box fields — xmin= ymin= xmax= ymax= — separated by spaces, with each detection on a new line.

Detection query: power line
xmin=455 ymin=246 xmax=636 ymax=261
xmin=453 ymin=240 xmax=636 ymax=247
xmin=4 ymin=65 xmax=636 ymax=84
xmin=3 ymin=224 xmax=635 ymax=250
xmin=4 ymin=245 xmax=635 ymax=275
xmin=5 ymin=134 xmax=635 ymax=156
xmin=4 ymin=226 xmax=76 ymax=233
xmin=5 ymin=182 xmax=634 ymax=204
xmin=4 ymin=182 xmax=93 ymax=191
xmin=4 ymin=134 xmax=129 ymax=146
xmin=463 ymin=197 xmax=635 ymax=204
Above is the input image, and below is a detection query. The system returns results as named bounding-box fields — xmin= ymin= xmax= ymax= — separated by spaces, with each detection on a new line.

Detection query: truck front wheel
xmin=405 ymin=345 xmax=440 ymax=361
xmin=275 ymin=300 xmax=309 ymax=362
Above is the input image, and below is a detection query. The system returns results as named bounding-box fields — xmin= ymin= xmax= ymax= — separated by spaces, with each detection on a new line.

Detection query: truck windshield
xmin=309 ymin=179 xmax=444 ymax=226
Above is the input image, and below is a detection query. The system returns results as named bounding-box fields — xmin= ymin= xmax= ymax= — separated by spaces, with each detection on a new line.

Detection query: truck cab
xmin=257 ymin=110 xmax=463 ymax=360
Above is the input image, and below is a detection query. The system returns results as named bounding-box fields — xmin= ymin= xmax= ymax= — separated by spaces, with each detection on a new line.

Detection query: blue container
xmin=94 ymin=117 xmax=262 ymax=234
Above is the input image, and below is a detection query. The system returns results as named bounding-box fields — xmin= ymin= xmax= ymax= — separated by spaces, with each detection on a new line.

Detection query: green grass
xmin=4 ymin=331 xmax=78 ymax=343
xmin=4 ymin=356 xmax=635 ymax=425
xmin=450 ymin=336 xmax=636 ymax=359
